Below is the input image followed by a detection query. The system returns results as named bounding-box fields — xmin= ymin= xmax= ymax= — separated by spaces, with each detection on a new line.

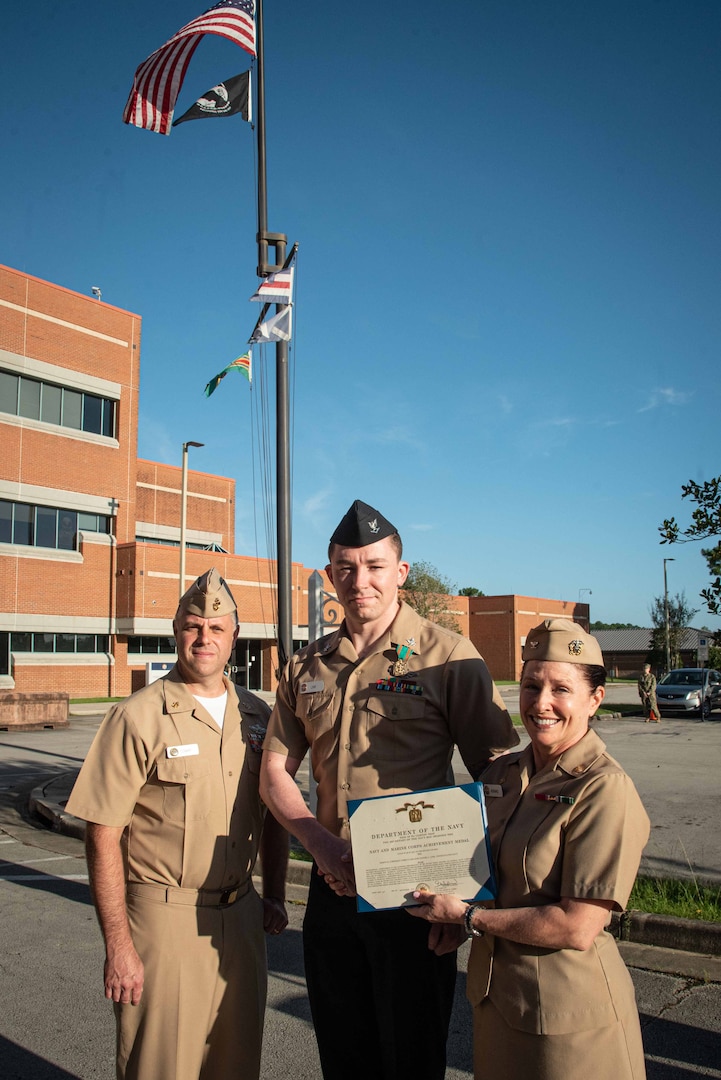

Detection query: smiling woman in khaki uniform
xmin=409 ymin=619 xmax=650 ymax=1080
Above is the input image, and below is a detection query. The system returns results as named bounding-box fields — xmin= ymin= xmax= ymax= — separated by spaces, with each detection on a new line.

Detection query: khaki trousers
xmin=116 ymin=887 xmax=266 ymax=1080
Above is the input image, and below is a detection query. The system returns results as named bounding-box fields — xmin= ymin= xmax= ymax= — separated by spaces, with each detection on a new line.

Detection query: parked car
xmin=656 ymin=668 xmax=721 ymax=718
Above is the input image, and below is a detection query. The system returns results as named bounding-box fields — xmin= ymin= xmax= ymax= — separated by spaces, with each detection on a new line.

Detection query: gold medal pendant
xmin=391 ymin=640 xmax=415 ymax=678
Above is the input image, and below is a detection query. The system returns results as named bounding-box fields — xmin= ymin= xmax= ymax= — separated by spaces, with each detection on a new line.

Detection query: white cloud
xmin=638 ymin=387 xmax=692 ymax=413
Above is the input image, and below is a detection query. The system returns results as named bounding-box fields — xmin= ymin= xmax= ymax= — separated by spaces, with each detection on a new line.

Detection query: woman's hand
xmin=405 ymin=890 xmax=468 ymax=924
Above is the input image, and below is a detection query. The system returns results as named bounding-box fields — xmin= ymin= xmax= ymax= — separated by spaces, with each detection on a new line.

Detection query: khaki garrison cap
xmin=330 ymin=500 xmax=398 ymax=548
xmin=178 ymin=568 xmax=237 ymax=618
xmin=522 ymin=618 xmax=604 ymax=666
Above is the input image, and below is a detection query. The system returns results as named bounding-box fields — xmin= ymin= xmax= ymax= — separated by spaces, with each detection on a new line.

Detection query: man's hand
xmin=312 ymin=834 xmax=356 ymax=897
xmin=263 ymin=897 xmax=289 ymax=935
xmin=104 ymin=942 xmax=144 ymax=1005
xmin=427 ymin=922 xmax=467 ymax=955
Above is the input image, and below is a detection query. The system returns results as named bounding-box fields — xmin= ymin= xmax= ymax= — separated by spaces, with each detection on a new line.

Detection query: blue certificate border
xmin=348 ymin=782 xmax=497 ymax=913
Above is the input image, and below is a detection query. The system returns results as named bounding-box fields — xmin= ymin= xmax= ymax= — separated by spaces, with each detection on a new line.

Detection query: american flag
xmin=249 ymin=264 xmax=295 ymax=304
xmin=123 ymin=1 xmax=256 ymax=136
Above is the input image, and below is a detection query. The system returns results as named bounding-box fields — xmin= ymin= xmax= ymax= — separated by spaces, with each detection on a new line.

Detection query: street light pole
xmin=180 ymin=441 xmax=204 ymax=601
xmin=663 ymin=557 xmax=675 ymax=673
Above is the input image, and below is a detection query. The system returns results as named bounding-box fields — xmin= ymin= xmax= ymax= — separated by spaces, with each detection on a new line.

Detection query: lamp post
xmin=663 ymin=557 xmax=675 ymax=674
xmin=180 ymin=441 xmax=204 ymax=600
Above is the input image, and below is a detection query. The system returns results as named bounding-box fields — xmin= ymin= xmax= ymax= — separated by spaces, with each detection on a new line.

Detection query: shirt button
xmin=228 ymin=771 xmax=233 ymax=777
xmin=340 ymin=782 xmax=349 ymax=790
xmin=344 ymin=742 xmax=351 ymax=750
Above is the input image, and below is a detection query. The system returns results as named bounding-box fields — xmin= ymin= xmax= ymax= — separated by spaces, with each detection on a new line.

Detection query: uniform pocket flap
xmin=156 ymin=756 xmax=211 ymax=783
xmin=366 ymin=694 xmax=426 ymax=721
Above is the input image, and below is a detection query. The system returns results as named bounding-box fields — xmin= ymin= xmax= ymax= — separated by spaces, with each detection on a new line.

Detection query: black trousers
xmin=303 ymin=871 xmax=457 ymax=1080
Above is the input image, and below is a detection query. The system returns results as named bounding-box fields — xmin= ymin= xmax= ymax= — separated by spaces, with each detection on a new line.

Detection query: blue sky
xmin=3 ymin=1 xmax=719 ymax=629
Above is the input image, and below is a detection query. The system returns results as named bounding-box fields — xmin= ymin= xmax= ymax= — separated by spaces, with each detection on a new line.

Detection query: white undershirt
xmin=193 ymin=691 xmax=228 ymax=730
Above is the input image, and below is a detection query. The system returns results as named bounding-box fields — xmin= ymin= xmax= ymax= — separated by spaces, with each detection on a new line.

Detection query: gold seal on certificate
xmin=347 ymin=783 xmax=496 ymax=912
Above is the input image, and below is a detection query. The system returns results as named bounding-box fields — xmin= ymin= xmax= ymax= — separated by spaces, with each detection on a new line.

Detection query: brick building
xmin=0 ymin=264 xmax=313 ymax=698
xmin=454 ymin=594 xmax=590 ymax=681
xmin=0 ymin=263 xmax=589 ymax=699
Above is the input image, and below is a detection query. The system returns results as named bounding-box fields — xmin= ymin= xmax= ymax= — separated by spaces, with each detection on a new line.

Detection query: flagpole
xmin=255 ymin=0 xmax=292 ymax=675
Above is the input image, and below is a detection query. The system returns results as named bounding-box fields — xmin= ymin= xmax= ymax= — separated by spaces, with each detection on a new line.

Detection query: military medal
xmin=391 ymin=638 xmax=416 ymax=677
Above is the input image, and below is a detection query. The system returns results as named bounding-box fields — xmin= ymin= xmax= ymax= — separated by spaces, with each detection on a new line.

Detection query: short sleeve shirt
xmin=467 ymin=728 xmax=650 ymax=1034
xmin=265 ymin=601 xmax=518 ymax=838
xmin=66 ymin=668 xmax=270 ymax=891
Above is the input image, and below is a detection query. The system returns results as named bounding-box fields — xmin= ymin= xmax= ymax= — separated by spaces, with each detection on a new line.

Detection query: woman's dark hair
xmin=579 ymin=664 xmax=606 ymax=691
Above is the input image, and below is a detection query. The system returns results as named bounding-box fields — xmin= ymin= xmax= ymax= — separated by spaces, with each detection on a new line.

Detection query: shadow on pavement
xmin=0 ymin=1035 xmax=82 ymax=1079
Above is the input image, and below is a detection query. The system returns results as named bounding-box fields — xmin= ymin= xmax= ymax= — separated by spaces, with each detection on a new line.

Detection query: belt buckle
xmin=219 ymin=887 xmax=239 ymax=906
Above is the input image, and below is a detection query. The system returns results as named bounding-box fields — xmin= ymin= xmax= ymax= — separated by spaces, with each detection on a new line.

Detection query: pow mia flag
xmin=172 ymin=71 xmax=251 ymax=127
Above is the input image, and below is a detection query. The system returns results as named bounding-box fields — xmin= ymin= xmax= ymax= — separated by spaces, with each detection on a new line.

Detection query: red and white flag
xmin=123 ymin=1 xmax=256 ymax=136
xmin=249 ymin=264 xmax=295 ymax=304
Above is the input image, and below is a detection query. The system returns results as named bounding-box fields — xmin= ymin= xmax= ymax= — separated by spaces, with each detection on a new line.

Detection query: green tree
xmin=402 ymin=561 xmax=460 ymax=632
xmin=458 ymin=586 xmax=485 ymax=597
xmin=590 ymin=621 xmax=641 ymax=630
xmin=659 ymin=476 xmax=721 ymax=614
xmin=648 ymin=591 xmax=698 ymax=671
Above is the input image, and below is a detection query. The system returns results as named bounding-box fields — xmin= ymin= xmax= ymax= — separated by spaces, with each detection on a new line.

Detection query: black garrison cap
xmin=329 ymin=500 xmax=398 ymax=548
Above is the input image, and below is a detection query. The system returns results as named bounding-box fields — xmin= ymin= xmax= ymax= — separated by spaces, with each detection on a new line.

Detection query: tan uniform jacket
xmin=467 ymin=728 xmax=650 ymax=1035
xmin=265 ymin=601 xmax=518 ymax=838
xmin=67 ymin=668 xmax=269 ymax=890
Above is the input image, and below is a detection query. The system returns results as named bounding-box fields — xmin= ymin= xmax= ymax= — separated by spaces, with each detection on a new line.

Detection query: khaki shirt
xmin=265 ymin=601 xmax=518 ymax=838
xmin=66 ymin=669 xmax=269 ymax=891
xmin=468 ymin=728 xmax=650 ymax=1034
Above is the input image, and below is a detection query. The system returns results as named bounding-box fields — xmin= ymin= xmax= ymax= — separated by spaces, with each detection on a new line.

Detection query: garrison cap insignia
xmin=568 ymin=640 xmax=583 ymax=656
xmin=213 ymin=596 xmax=221 ymax=611
xmin=329 ymin=500 xmax=398 ymax=548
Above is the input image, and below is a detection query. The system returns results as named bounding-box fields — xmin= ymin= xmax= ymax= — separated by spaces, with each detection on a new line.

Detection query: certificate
xmin=347 ymin=783 xmax=496 ymax=913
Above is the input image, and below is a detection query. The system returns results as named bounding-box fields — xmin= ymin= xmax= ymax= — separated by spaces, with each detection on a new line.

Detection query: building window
xmin=0 ymin=633 xmax=9 ymax=676
xmin=10 ymin=632 xmax=110 ymax=654
xmin=135 ymin=536 xmax=228 ymax=552
xmin=0 ymin=368 xmax=117 ymax=438
xmin=126 ymin=636 xmax=176 ymax=655
xmin=0 ymin=499 xmax=111 ymax=551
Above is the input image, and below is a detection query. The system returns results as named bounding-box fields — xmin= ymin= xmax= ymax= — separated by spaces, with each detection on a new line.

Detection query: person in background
xmin=409 ymin=619 xmax=650 ymax=1080
xmin=260 ymin=499 xmax=518 ymax=1080
xmin=66 ymin=568 xmax=289 ymax=1080
xmin=638 ymin=662 xmax=661 ymax=722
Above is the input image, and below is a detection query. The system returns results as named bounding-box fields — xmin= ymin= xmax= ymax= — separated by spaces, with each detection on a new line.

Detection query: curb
xmin=612 ymin=909 xmax=721 ymax=957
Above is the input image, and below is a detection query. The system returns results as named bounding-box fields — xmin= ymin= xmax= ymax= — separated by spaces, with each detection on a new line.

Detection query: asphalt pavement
xmin=1 ymin=694 xmax=721 ymax=1077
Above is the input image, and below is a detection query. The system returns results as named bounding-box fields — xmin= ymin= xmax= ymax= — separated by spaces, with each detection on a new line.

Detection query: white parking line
xmin=0 ymin=873 xmax=88 ymax=881
xmin=1 ymin=855 xmax=80 ymax=866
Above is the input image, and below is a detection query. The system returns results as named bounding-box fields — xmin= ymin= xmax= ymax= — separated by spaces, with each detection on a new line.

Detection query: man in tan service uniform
xmin=260 ymin=500 xmax=518 ymax=1080
xmin=66 ymin=568 xmax=288 ymax=1080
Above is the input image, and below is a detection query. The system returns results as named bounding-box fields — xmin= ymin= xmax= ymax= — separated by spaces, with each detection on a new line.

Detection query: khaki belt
xmin=126 ymin=880 xmax=251 ymax=907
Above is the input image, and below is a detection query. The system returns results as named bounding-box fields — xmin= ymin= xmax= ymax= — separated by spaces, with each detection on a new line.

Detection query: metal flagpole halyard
xmin=254 ymin=0 xmax=293 ymax=675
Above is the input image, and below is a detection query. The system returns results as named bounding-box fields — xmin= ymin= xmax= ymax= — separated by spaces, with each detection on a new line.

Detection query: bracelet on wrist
xmin=463 ymin=902 xmax=485 ymax=938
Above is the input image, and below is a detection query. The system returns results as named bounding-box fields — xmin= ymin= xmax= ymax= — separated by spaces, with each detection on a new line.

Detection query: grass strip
xmin=629 ymin=875 xmax=721 ymax=922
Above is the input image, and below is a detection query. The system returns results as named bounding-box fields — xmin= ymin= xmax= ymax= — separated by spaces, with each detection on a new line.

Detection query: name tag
xmin=483 ymin=783 xmax=503 ymax=798
xmin=166 ymin=743 xmax=199 ymax=758
xmin=300 ymin=680 xmax=324 ymax=694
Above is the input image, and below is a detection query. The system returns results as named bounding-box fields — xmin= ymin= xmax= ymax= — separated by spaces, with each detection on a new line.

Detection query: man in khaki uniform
xmin=67 ymin=568 xmax=288 ymax=1080
xmin=260 ymin=500 xmax=518 ymax=1080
